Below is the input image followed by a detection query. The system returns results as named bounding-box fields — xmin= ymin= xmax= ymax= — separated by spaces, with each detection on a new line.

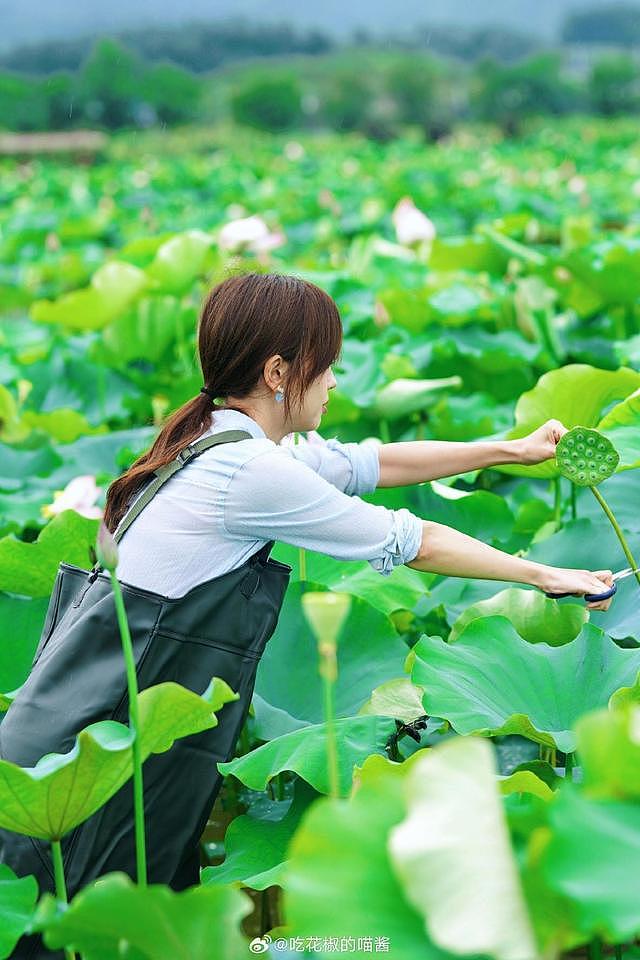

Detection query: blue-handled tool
xmin=545 ymin=567 xmax=640 ymax=603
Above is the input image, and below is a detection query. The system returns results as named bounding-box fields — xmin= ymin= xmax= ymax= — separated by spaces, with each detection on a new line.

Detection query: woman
xmin=106 ymin=271 xmax=613 ymax=607
xmin=2 ymin=271 xmax=613 ymax=960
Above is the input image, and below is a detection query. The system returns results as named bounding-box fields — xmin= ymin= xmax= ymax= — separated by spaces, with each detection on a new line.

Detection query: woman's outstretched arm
xmin=377 ymin=419 xmax=567 ymax=486
xmin=406 ymin=519 xmax=614 ymax=612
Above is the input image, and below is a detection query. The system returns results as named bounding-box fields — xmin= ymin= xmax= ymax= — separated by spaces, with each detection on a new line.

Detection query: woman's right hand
xmin=537 ymin=567 xmax=615 ymax=611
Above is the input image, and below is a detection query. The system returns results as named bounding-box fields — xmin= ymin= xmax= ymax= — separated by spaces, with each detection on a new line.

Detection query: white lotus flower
xmin=41 ymin=475 xmax=103 ymax=520
xmin=392 ymin=196 xmax=436 ymax=246
xmin=217 ymin=215 xmax=285 ymax=254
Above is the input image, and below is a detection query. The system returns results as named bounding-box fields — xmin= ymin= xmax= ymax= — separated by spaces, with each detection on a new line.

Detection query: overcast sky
xmin=1 ymin=0 xmax=637 ymax=51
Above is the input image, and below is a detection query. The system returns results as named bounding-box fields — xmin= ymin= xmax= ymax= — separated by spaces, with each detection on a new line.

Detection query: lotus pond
xmin=1 ymin=117 xmax=640 ymax=959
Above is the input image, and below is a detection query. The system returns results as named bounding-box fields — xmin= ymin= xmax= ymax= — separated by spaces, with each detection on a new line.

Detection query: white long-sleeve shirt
xmin=114 ymin=408 xmax=424 ymax=597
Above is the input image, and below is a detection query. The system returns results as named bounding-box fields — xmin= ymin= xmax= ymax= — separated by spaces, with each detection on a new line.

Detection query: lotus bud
xmin=96 ymin=521 xmax=119 ymax=572
xmin=302 ymin=591 xmax=351 ymax=650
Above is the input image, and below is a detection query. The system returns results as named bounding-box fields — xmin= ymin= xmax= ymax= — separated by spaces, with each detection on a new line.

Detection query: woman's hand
xmin=516 ymin=419 xmax=568 ymax=466
xmin=536 ymin=567 xmax=615 ymax=611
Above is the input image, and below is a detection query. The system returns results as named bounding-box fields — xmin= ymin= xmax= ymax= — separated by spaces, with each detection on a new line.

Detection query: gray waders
xmin=0 ymin=430 xmax=292 ymax=958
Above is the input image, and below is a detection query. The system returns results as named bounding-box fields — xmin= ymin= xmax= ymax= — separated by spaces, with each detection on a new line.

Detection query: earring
xmin=275 ymin=390 xmax=285 ymax=403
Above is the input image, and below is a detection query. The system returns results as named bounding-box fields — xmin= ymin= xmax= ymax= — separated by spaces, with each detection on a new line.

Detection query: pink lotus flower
xmin=41 ymin=475 xmax=103 ymax=520
xmin=217 ymin=215 xmax=285 ymax=255
xmin=391 ymin=197 xmax=436 ymax=246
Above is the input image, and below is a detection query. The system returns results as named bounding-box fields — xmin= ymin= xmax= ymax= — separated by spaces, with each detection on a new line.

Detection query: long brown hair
xmin=103 ymin=272 xmax=343 ymax=533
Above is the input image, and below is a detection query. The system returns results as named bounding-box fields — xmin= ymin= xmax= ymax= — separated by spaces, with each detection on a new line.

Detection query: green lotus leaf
xmin=498 ymin=769 xmax=555 ymax=802
xmin=201 ymin=778 xmax=317 ymax=891
xmin=574 ymin=706 xmax=640 ymax=800
xmin=0 ymin=864 xmax=39 ymax=959
xmin=254 ymin=583 xmax=412 ymax=738
xmin=542 ymin=784 xmax=640 ymax=941
xmin=281 ymin=751 xmax=444 ymax=960
xmin=555 ymin=426 xmax=619 ymax=487
xmin=31 ymin=262 xmax=147 ymax=330
xmin=388 ymin=737 xmax=537 ymax=960
xmin=0 ymin=510 xmax=99 ymax=598
xmin=357 ymin=676 xmax=426 ymax=723
xmin=34 ymin=871 xmax=252 ymax=960
xmin=410 ymin=617 xmax=640 ymax=752
xmin=0 ymin=677 xmax=238 ymax=840
xmin=448 ymin=587 xmax=587 ymax=646
xmin=0 ymin=594 xmax=49 ymax=694
xmin=218 ymin=716 xmax=397 ymax=796
xmin=598 ymin=387 xmax=640 ymax=471
xmin=371 ymin=376 xmax=462 ymax=421
xmin=145 ymin=229 xmax=213 ymax=293
xmin=499 ymin=365 xmax=640 ymax=479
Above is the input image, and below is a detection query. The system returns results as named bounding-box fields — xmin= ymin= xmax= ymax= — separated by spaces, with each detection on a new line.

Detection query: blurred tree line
xmin=2 ymin=9 xmax=640 ymax=138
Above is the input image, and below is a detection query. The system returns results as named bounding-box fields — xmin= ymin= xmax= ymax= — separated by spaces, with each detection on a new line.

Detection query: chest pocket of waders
xmin=0 ymin=428 xmax=292 ymax=906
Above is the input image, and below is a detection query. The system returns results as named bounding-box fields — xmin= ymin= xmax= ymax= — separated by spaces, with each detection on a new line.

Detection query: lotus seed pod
xmin=556 ymin=426 xmax=619 ymax=487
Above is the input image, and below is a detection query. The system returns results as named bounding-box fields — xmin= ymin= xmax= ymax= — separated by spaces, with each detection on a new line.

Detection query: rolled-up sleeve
xmin=282 ymin=434 xmax=381 ymax=496
xmin=223 ymin=448 xmax=422 ymax=576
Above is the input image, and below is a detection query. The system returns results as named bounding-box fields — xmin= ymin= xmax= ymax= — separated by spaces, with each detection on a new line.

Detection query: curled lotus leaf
xmin=556 ymin=426 xmax=619 ymax=487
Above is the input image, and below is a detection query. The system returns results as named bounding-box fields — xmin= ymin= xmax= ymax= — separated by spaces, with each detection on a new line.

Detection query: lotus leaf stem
xmin=109 ymin=571 xmax=148 ymax=887
xmin=589 ymin=487 xmax=640 ymax=589
xmin=51 ymin=839 xmax=76 ymax=960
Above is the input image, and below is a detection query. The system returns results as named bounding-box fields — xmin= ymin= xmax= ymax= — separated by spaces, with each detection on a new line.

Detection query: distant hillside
xmin=2 ymin=0 xmax=640 ymax=51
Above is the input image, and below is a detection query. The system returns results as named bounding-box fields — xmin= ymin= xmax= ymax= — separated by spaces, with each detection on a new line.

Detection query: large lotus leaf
xmin=145 ymin=229 xmax=213 ymax=293
xmin=388 ymin=737 xmax=537 ymax=960
xmin=31 ymin=262 xmax=148 ymax=330
xmin=0 ymin=864 xmax=39 ymax=959
xmin=563 ymin=237 xmax=640 ymax=306
xmin=269 ymin=543 xmax=432 ymax=613
xmin=574 ymin=707 xmax=640 ymax=800
xmin=370 ymin=376 xmax=462 ymax=421
xmin=254 ymin=583 xmax=411 ymax=738
xmin=429 ymin=235 xmax=507 ymax=274
xmin=524 ymin=517 xmax=640 ymax=642
xmin=362 ymin=482 xmax=515 ymax=553
xmin=281 ymin=751 xmax=451 ymax=960
xmin=410 ymin=617 xmax=640 ymax=752
xmin=555 ymin=427 xmax=619 ymax=487
xmin=429 ymin=392 xmax=513 ymax=442
xmin=0 ymin=510 xmax=99 ymax=598
xmin=333 ymin=338 xmax=389 ymax=407
xmin=571 ymin=471 xmax=640 ymax=534
xmin=0 ymin=385 xmax=27 ymax=443
xmin=598 ymin=387 xmax=640 ymax=471
xmin=448 ymin=587 xmax=587 ymax=646
xmin=498 ymin=365 xmax=640 ymax=479
xmin=19 ymin=408 xmax=101 ymax=444
xmin=542 ymin=785 xmax=640 ymax=941
xmin=0 ymin=594 xmax=49 ymax=692
xmin=102 ymin=296 xmax=197 ymax=366
xmin=218 ymin=716 xmax=397 ymax=797
xmin=0 ymin=677 xmax=238 ymax=840
xmin=24 ymin=341 xmax=145 ymax=426
xmin=35 ymin=872 xmax=252 ymax=960
xmin=357 ymin=677 xmax=426 ymax=723
xmin=424 ymin=328 xmax=539 ymax=402
xmin=498 ymin=769 xmax=555 ymax=803
xmin=201 ymin=778 xmax=317 ymax=891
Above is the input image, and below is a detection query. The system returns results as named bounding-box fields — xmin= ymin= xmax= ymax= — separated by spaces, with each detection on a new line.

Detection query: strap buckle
xmin=176 ymin=444 xmax=199 ymax=466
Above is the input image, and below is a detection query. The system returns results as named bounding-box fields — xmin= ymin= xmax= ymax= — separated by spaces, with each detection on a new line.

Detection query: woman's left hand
xmin=516 ymin=419 xmax=568 ymax=465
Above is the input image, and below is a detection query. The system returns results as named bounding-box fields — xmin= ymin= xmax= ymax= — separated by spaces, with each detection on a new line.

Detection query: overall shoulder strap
xmin=87 ymin=431 xmax=254 ymax=581
xmin=111 ymin=430 xmax=253 ymax=545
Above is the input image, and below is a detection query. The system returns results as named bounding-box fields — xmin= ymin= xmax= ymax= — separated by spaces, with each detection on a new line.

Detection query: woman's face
xmin=295 ymin=365 xmax=337 ymax=431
